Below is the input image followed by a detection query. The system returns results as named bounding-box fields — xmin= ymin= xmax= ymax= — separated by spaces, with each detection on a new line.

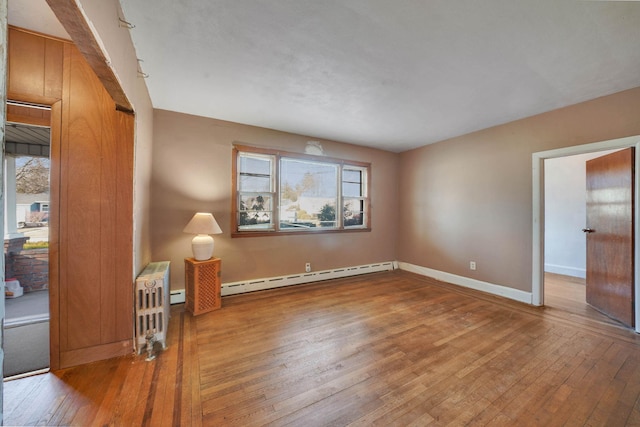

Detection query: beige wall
xmin=151 ymin=110 xmax=400 ymax=288
xmin=398 ymin=87 xmax=640 ymax=292
xmin=77 ymin=0 xmax=154 ymax=274
xmin=131 ymin=77 xmax=154 ymax=273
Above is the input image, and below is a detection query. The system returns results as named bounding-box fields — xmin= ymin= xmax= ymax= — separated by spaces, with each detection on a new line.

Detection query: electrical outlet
xmin=470 ymin=261 xmax=476 ymax=271
xmin=305 ymin=262 xmax=311 ymax=272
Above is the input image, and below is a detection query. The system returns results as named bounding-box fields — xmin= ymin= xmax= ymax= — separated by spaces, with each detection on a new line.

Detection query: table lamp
xmin=183 ymin=212 xmax=222 ymax=260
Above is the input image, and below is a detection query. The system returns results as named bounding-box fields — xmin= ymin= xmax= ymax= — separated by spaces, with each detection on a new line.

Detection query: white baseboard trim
xmin=398 ymin=262 xmax=533 ymax=305
xmin=171 ymin=261 xmax=532 ymax=305
xmin=544 ymin=264 xmax=586 ymax=279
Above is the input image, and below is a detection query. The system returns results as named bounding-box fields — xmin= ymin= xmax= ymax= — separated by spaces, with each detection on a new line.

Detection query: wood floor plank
xmin=186 ymin=311 xmax=204 ymax=427
xmin=4 ymin=270 xmax=640 ymax=426
xmin=88 ymin=357 xmax=131 ymax=426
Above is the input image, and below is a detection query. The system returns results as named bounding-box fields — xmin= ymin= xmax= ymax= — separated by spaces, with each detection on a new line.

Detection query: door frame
xmin=5 ymin=99 xmax=62 ymax=368
xmin=532 ymin=135 xmax=640 ymax=334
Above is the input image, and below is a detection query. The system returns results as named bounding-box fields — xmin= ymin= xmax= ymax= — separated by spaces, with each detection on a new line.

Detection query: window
xmin=237 ymin=152 xmax=275 ymax=231
xmin=233 ymin=145 xmax=370 ymax=236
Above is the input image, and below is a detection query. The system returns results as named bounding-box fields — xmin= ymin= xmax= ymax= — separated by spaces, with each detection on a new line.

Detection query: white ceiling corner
xmin=8 ymin=0 xmax=69 ymax=40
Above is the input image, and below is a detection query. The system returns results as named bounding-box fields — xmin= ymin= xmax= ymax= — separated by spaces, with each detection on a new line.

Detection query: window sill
xmin=231 ymin=227 xmax=371 ymax=238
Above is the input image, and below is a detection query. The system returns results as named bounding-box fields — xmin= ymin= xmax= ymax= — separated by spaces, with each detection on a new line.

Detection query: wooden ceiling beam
xmin=45 ymin=0 xmax=133 ymax=113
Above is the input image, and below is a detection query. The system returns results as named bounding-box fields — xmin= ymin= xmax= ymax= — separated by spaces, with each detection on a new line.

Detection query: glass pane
xmin=240 ymin=154 xmax=272 ymax=175
xmin=343 ymin=168 xmax=363 ymax=197
xmin=281 ymin=159 xmax=337 ymax=197
xmin=343 ymin=169 xmax=362 ymax=183
xmin=316 ymin=201 xmax=337 ymax=228
xmin=239 ymin=174 xmax=271 ymax=192
xmin=279 ymin=158 xmax=338 ymax=229
xmin=342 ymin=182 xmax=362 ymax=198
xmin=238 ymin=211 xmax=273 ymax=228
xmin=343 ymin=199 xmax=364 ymax=227
xmin=239 ymin=194 xmax=272 ymax=211
xmin=239 ymin=193 xmax=273 ymax=229
xmin=239 ymin=153 xmax=273 ymax=192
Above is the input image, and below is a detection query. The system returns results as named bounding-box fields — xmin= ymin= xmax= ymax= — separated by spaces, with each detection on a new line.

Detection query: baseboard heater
xmin=221 ymin=261 xmax=396 ymax=296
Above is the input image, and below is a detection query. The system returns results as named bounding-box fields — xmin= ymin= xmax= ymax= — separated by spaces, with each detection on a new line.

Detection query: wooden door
xmin=585 ymin=148 xmax=635 ymax=327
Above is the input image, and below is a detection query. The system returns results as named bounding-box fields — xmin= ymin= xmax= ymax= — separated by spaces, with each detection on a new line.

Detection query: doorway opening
xmin=543 ymin=150 xmax=622 ymax=327
xmin=3 ymin=119 xmax=51 ymax=377
xmin=532 ymin=135 xmax=640 ymax=334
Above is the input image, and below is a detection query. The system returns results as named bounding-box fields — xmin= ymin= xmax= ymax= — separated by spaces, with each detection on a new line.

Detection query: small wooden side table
xmin=184 ymin=257 xmax=221 ymax=315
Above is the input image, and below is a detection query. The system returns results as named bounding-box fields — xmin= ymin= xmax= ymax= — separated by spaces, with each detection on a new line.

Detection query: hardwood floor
xmin=544 ymin=272 xmax=626 ymax=329
xmin=5 ymin=270 xmax=640 ymax=426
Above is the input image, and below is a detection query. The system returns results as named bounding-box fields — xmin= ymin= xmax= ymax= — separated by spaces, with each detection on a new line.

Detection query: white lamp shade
xmin=184 ymin=213 xmax=222 ymax=260
xmin=183 ymin=213 xmax=222 ymax=235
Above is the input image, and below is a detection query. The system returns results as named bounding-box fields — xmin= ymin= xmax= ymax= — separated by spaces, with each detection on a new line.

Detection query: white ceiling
xmin=8 ymin=0 xmax=69 ymax=40
xmin=10 ymin=1 xmax=640 ymax=153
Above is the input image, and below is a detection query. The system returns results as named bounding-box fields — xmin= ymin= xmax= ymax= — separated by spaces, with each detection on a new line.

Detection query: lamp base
xmin=192 ymin=234 xmax=214 ymax=261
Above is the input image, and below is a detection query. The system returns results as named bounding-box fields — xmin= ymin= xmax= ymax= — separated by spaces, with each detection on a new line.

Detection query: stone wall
xmin=4 ymin=238 xmax=48 ymax=293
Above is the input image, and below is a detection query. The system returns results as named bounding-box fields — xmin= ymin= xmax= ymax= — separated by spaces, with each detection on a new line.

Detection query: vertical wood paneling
xmin=100 ymin=91 xmax=117 ymax=344
xmin=7 ymin=28 xmax=63 ymax=101
xmin=8 ymin=27 xmax=135 ymax=369
xmin=8 ymin=29 xmax=45 ymax=96
xmin=48 ymin=100 xmax=63 ymax=370
xmin=58 ymin=43 xmax=71 ymax=354
xmin=115 ymin=111 xmax=134 ymax=340
xmin=62 ymin=46 xmax=104 ymax=350
xmin=58 ymin=44 xmax=134 ymax=360
xmin=44 ymin=37 xmax=64 ymax=99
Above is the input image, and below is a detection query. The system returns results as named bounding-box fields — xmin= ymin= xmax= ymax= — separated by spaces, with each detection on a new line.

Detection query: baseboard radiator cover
xmin=221 ymin=261 xmax=397 ymax=297
xmin=135 ymin=261 xmax=171 ymax=354
xmin=170 ymin=289 xmax=186 ymax=305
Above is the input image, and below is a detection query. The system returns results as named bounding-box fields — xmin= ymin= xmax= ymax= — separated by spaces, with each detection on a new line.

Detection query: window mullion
xmin=338 ymin=165 xmax=344 ymax=229
xmin=274 ymin=154 xmax=281 ymax=232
